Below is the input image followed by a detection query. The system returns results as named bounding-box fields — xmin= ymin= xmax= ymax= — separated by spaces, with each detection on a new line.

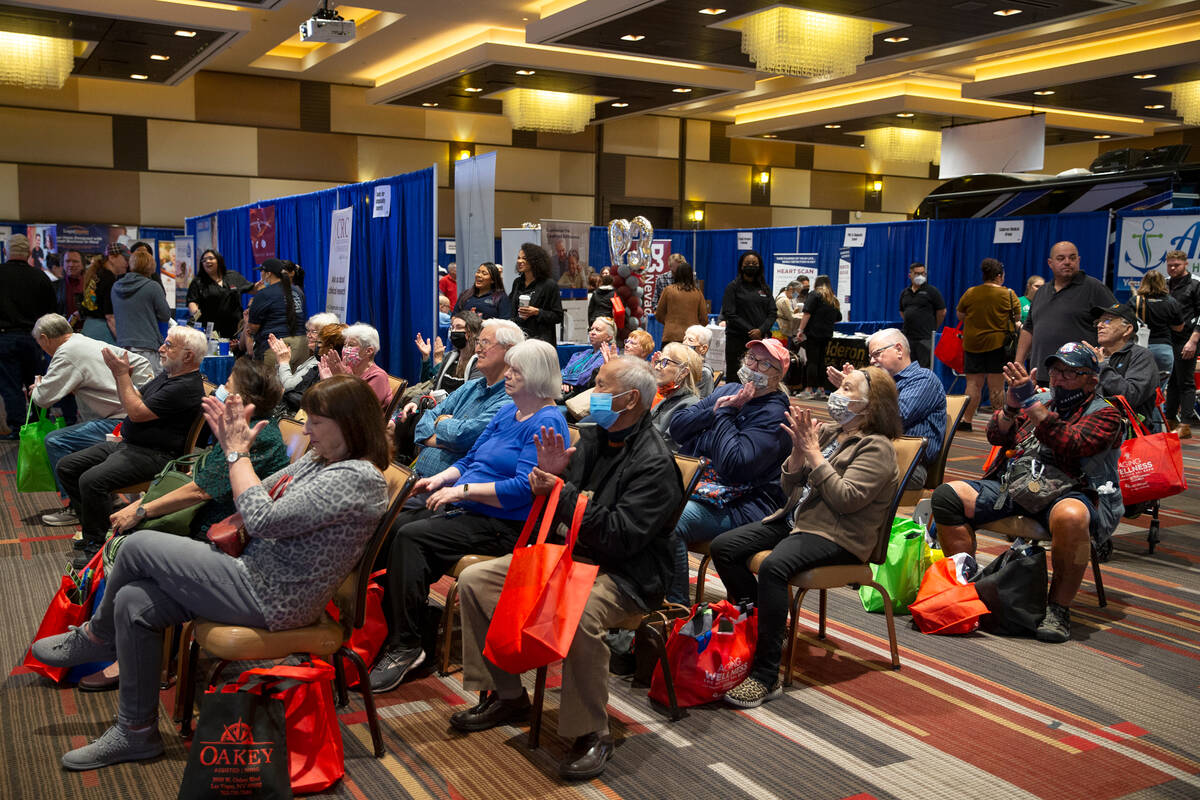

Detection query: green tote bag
xmin=17 ymin=399 xmax=66 ymax=493
xmin=859 ymin=517 xmax=929 ymax=614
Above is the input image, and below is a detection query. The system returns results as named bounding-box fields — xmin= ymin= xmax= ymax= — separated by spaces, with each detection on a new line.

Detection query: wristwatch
xmin=226 ymin=451 xmax=250 ymax=465
xmin=462 ymin=483 xmax=470 ymax=500
xmin=134 ymin=504 xmax=148 ymax=520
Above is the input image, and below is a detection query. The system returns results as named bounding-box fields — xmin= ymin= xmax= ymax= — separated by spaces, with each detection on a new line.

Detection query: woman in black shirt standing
xmin=186 ymin=249 xmax=252 ymax=338
xmin=509 ymin=243 xmax=563 ymax=345
xmin=719 ymin=250 xmax=776 ymax=379
xmin=1134 ymin=270 xmax=1184 ymax=428
xmin=795 ymin=275 xmax=842 ymax=399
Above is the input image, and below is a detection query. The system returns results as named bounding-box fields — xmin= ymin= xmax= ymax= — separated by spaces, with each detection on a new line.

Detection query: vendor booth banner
xmin=640 ymin=239 xmax=673 ymax=315
xmin=456 ymin=152 xmax=497 ymax=285
xmin=249 ymin=206 xmax=276 ymax=266
xmin=772 ymin=253 xmax=818 ymax=297
xmin=24 ymin=224 xmax=56 ymax=270
xmin=326 ymin=206 xmax=353 ymax=321
xmin=1117 ymin=214 xmax=1200 ymax=296
xmin=195 ymin=216 xmax=215 ymax=256
xmin=55 ymin=225 xmax=135 ymax=259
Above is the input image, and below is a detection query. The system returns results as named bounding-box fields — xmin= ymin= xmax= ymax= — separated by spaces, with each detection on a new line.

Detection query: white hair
xmin=33 ymin=313 xmax=72 ymax=339
xmin=343 ymin=323 xmax=381 ymax=354
xmin=168 ymin=325 xmax=209 ymax=363
xmin=867 ymin=327 xmax=910 ymax=357
xmin=591 ymin=316 xmax=617 ymax=341
xmin=606 ymin=355 xmax=658 ymax=411
xmin=505 ymin=340 xmax=563 ymax=401
xmin=482 ymin=318 xmax=524 ymax=348
xmin=308 ymin=312 xmax=339 ymax=329
xmin=685 ymin=324 xmax=712 ymax=346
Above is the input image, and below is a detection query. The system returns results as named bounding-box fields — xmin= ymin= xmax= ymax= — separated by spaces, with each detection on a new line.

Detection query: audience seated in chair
xmin=1090 ymin=302 xmax=1159 ymax=426
xmin=930 ymin=342 xmax=1124 ymax=643
xmin=54 ymin=326 xmax=208 ymax=569
xmin=665 ymin=337 xmax=793 ymax=605
xmin=681 ymin=325 xmax=716 ymax=398
xmin=827 ymin=328 xmax=946 ymax=489
xmin=451 ymin=356 xmax=683 ymax=781
xmin=413 ymin=309 xmax=484 ymax=396
xmin=648 ymin=342 xmax=703 ymax=451
xmin=561 ymin=317 xmax=616 ymax=401
xmin=269 ymin=312 xmax=340 ymax=393
xmin=31 ymin=313 xmax=156 ymax=528
xmin=390 ymin=319 xmax=524 ymax=491
xmin=32 ymin=375 xmax=390 ymax=771
xmin=711 ymin=367 xmax=902 ymax=707
xmin=369 ymin=340 xmax=568 ymax=693
xmin=323 ymin=323 xmax=392 ymax=408
xmin=621 ymin=329 xmax=655 ymax=361
xmin=280 ymin=322 xmax=346 ymax=414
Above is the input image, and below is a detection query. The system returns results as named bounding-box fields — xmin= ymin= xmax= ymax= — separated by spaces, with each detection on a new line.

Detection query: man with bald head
xmin=1015 ymin=241 xmax=1115 ymax=384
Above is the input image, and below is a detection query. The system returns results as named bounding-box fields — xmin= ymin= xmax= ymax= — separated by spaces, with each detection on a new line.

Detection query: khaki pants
xmin=458 ymin=554 xmax=642 ymax=740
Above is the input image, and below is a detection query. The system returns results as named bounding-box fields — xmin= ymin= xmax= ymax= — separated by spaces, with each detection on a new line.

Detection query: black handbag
xmin=998 ymin=454 xmax=1080 ymax=512
xmin=973 ymin=543 xmax=1048 ymax=636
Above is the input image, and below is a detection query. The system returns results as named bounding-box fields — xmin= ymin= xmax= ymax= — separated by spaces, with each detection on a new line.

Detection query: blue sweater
xmin=451 ymin=404 xmax=568 ymax=520
xmin=668 ymin=383 xmax=791 ymax=523
xmin=412 ymin=376 xmax=512 ymax=477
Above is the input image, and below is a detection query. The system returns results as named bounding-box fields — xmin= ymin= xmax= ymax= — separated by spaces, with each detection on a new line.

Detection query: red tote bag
xmin=324 ymin=569 xmax=387 ymax=688
xmin=934 ymin=322 xmax=964 ymax=374
xmin=224 ymin=660 xmax=344 ymax=794
xmin=909 ymin=554 xmax=988 ymax=635
xmin=483 ymin=480 xmax=599 ymax=674
xmin=22 ymin=549 xmax=105 ymax=683
xmin=1112 ymin=395 xmax=1188 ymax=505
xmin=649 ymin=600 xmax=757 ymax=707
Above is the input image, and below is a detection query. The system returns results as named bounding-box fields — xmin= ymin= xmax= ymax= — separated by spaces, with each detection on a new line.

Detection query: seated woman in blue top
xmin=561 ymin=316 xmax=616 ymax=400
xmin=665 ymin=337 xmax=793 ymax=604
xmin=370 ymin=338 xmax=567 ymax=693
xmin=454 ymin=262 xmax=511 ymax=321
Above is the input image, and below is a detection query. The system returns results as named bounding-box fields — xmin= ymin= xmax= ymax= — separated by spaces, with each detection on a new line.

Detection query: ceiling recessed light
xmin=762 ymin=133 xmax=777 ymax=138
xmin=698 ymin=7 xmax=726 ymax=14
xmin=150 ymin=54 xmax=170 ymax=61
xmin=1144 ymin=103 xmax=1165 ymax=110
xmin=672 ymin=87 xmax=692 ymax=93
xmin=174 ymin=30 xmax=196 ymax=37
xmin=895 ymin=112 xmax=914 ymax=118
xmin=515 ymin=69 xmax=535 ymax=76
xmin=1033 ymin=89 xmax=1055 ymax=96
xmin=1093 ymin=134 xmax=1112 ymax=139
xmin=621 ymin=34 xmax=645 ymax=42
xmin=421 ymin=102 xmax=439 ymax=107
xmin=1132 ymin=73 xmax=1156 ymax=80
xmin=130 ymin=73 xmax=148 ymax=80
xmin=464 ymin=87 xmax=483 ymax=93
xmin=993 ymin=9 xmax=1022 ymax=16
xmin=611 ymin=102 xmax=629 ymax=108
xmin=824 ymin=124 xmax=842 ymax=129
xmin=883 ymin=36 xmax=909 ymax=43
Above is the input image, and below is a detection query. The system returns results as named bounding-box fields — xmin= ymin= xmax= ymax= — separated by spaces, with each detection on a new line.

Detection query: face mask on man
xmin=449 ymin=330 xmax=468 ymax=350
xmin=588 ymin=389 xmax=633 ymax=429
xmin=737 ymin=365 xmax=769 ymax=389
xmin=1051 ymin=385 xmax=1089 ymax=416
xmin=912 ymin=274 xmax=927 ymax=286
xmin=827 ymin=391 xmax=862 ymax=426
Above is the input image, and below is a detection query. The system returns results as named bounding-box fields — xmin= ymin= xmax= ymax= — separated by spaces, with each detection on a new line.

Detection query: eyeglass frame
xmin=742 ymin=352 xmax=781 ymax=374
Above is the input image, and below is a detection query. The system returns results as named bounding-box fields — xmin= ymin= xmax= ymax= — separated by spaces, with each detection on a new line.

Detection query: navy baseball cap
xmin=1091 ymin=302 xmax=1137 ymax=328
xmin=1044 ymin=342 xmax=1098 ymax=373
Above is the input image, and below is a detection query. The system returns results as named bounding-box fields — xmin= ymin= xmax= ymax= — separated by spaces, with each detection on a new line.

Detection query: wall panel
xmin=20 ymin=165 xmax=139 ymax=223
xmin=603 ymin=117 xmax=679 ymax=158
xmin=685 ymin=161 xmax=750 ymax=205
xmin=138 ymin=172 xmax=250 ymax=227
xmin=196 ymin=73 xmax=300 ymax=129
xmin=624 ymin=157 xmax=678 ymax=200
xmin=357 ymin=137 xmax=447 ymax=185
xmin=258 ymin=129 xmax=357 ymax=183
xmin=147 ymin=119 xmax=257 ymax=175
xmin=0 ymin=107 xmax=112 ymax=168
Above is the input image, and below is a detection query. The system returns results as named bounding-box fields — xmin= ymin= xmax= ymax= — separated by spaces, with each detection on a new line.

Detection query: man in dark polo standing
xmin=1016 ymin=240 xmax=1115 ymax=384
xmin=899 ymin=262 xmax=945 ymax=368
xmin=0 ymin=234 xmax=57 ymax=437
xmin=1163 ymin=250 xmax=1200 ymax=438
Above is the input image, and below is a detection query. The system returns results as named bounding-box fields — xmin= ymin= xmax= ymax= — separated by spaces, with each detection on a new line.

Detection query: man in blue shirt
xmin=395 ymin=318 xmax=524 ymax=485
xmin=828 ymin=328 xmax=946 ymax=487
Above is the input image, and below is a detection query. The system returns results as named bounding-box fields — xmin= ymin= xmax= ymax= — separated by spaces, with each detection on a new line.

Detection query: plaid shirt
xmin=986 ymin=394 xmax=1123 ymax=477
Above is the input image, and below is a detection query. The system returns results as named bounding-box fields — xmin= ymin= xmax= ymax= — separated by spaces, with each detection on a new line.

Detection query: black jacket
xmin=510 ymin=275 xmax=563 ymax=345
xmin=549 ymin=415 xmax=683 ymax=610
xmin=720 ymin=278 xmax=776 ymax=339
xmin=1099 ymin=341 xmax=1159 ymax=424
xmin=587 ymin=286 xmax=616 ymax=326
xmin=1167 ymin=273 xmax=1200 ymax=346
xmin=0 ymin=258 xmax=56 ymax=331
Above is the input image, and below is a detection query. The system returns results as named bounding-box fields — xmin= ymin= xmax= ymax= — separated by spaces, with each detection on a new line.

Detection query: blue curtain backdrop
xmin=188 ymin=166 xmax=436 ymax=380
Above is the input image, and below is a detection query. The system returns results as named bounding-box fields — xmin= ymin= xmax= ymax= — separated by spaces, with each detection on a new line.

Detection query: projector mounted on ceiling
xmin=300 ymin=0 xmax=355 ymax=44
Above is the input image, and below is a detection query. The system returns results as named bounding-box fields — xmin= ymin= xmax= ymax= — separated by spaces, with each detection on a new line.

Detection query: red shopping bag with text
xmin=22 ymin=549 xmax=105 ymax=683
xmin=483 ymin=480 xmax=598 ymax=674
xmin=649 ymin=600 xmax=757 ymax=707
xmin=1112 ymin=395 xmax=1187 ymax=504
xmin=224 ymin=660 xmax=344 ymax=794
xmin=934 ymin=323 xmax=964 ymax=374
xmin=910 ymin=553 xmax=988 ymax=635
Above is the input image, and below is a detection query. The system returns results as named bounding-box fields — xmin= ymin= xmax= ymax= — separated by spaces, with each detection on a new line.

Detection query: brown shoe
xmin=78 ymin=662 xmax=119 ymax=692
xmin=1178 ymin=424 xmax=1192 ymax=439
xmin=1165 ymin=417 xmax=1178 ymax=432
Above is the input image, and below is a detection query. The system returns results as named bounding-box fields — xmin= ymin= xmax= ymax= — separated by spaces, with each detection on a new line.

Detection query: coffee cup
xmin=519 ymin=294 xmax=531 ymax=308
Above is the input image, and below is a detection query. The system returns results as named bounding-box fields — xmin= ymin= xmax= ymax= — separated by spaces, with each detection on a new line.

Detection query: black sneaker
xmin=1036 ymin=603 xmax=1071 ymax=643
xmin=368 ymin=644 xmax=426 ymax=694
xmin=71 ymin=544 xmax=101 ymax=571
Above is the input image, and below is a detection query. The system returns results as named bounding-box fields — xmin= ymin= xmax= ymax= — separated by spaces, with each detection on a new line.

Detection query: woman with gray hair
xmin=370 ymin=338 xmax=569 ymax=691
xmin=111 ymin=249 xmax=172 ymax=373
xmin=649 ymin=342 xmax=703 ymax=450
xmin=323 ymin=322 xmax=391 ymax=406
xmin=560 ymin=316 xmax=616 ymax=400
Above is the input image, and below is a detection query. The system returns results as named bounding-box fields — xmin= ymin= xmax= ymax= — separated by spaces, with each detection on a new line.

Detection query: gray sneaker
xmin=32 ymin=624 xmax=115 ymax=668
xmin=1036 ymin=602 xmax=1072 ymax=643
xmin=61 ymin=723 xmax=164 ymax=771
xmin=42 ymin=508 xmax=79 ymax=526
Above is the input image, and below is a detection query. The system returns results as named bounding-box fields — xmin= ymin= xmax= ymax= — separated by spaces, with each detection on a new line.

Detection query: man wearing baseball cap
xmin=665 ymin=337 xmax=793 ymax=605
xmin=1088 ymin=303 xmax=1159 ymax=428
xmin=930 ymin=342 xmax=1124 ymax=643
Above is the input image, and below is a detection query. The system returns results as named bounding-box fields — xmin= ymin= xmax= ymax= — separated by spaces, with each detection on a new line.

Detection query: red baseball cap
xmin=747 ymin=338 xmax=790 ymax=372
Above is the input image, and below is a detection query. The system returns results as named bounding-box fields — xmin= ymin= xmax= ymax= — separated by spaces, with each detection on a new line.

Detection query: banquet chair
xmin=276 ymin=416 xmax=311 ymax=463
xmin=112 ymin=413 xmax=208 ymax=496
xmin=383 ymin=376 xmax=407 ymax=422
xmin=899 ymin=393 xmax=968 ymax=507
xmin=178 ymin=464 xmax=415 ymax=757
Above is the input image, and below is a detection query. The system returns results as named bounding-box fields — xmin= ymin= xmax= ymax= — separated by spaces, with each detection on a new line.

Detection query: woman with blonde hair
xmin=649 ymin=342 xmax=702 ymax=450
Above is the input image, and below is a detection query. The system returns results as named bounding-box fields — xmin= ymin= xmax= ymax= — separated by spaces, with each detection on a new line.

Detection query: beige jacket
xmin=763 ymin=424 xmax=898 ymax=563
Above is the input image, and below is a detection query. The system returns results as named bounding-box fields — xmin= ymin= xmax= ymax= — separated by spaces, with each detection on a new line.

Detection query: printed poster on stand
xmin=326 ymin=206 xmax=353 ymax=322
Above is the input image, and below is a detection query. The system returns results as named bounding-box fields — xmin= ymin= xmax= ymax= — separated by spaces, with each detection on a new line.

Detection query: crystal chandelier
xmin=0 ymin=31 xmax=74 ymax=89
xmin=1170 ymin=80 xmax=1200 ymax=126
xmin=501 ymin=88 xmax=596 ymax=134
xmin=864 ymin=127 xmax=941 ymax=164
xmin=740 ymin=7 xmax=874 ymax=79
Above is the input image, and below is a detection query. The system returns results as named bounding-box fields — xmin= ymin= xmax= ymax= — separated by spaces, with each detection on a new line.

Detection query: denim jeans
xmin=667 ymin=499 xmax=737 ymax=605
xmin=1147 ymin=343 xmax=1174 ymax=431
xmin=0 ymin=332 xmax=40 ymax=431
xmin=43 ymin=418 xmax=120 ymax=499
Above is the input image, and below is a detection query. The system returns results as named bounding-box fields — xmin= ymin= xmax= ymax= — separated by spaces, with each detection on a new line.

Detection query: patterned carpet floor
xmin=2 ymin=410 xmax=1199 ymax=800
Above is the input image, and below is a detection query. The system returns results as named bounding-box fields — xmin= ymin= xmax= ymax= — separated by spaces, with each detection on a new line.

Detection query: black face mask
xmin=449 ymin=330 xmax=468 ymax=349
xmin=741 ymin=265 xmax=762 ymax=279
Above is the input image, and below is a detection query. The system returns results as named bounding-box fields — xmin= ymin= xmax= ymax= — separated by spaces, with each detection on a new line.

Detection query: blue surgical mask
xmin=588 ymin=389 xmax=633 ymax=429
xmin=214 ymin=384 xmax=229 ymax=403
xmin=827 ymin=391 xmax=862 ymax=426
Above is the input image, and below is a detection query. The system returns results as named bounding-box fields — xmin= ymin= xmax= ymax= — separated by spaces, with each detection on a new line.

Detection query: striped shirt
xmin=893 ymin=361 xmax=947 ymax=465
